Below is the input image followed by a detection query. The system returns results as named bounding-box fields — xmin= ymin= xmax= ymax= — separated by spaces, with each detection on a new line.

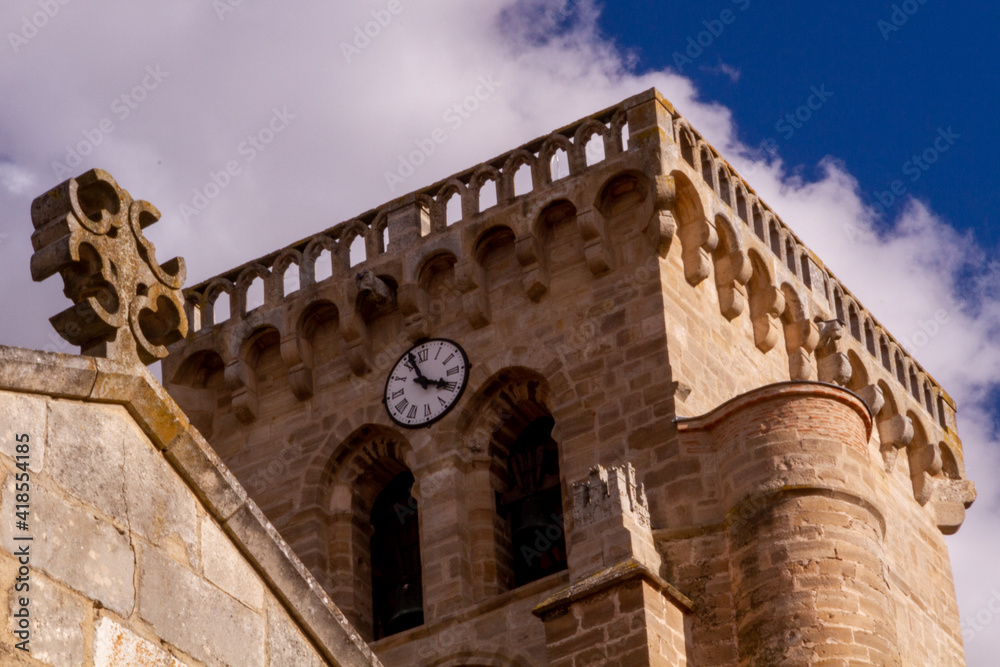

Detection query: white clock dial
xmin=384 ymin=339 xmax=469 ymax=428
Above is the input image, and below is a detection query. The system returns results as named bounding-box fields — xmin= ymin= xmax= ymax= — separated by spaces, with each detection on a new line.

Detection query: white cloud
xmin=0 ymin=1 xmax=996 ymax=662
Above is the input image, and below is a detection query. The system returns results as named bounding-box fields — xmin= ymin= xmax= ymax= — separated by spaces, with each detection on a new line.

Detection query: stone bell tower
xmin=158 ymin=88 xmax=975 ymax=665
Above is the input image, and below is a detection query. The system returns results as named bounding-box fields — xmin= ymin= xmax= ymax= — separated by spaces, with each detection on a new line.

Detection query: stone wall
xmin=0 ymin=347 xmax=378 ymax=666
xmin=159 ymin=89 xmax=975 ymax=665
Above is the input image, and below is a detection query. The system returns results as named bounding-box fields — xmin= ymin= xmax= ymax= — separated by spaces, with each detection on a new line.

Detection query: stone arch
xmin=533 ymin=199 xmax=581 ymax=284
xmin=297 ymin=298 xmax=340 ymax=357
xmin=538 ymin=133 xmax=575 ymax=183
xmin=751 ymin=201 xmax=765 ymax=241
xmin=437 ymin=179 xmax=469 ymax=226
xmin=339 ymin=219 xmax=370 ymax=268
xmin=671 ymin=170 xmax=717 ymax=286
xmin=457 ymin=367 xmax=566 ymax=594
xmin=864 ymin=317 xmax=877 ymax=356
xmin=240 ymin=323 xmax=282 ymax=372
xmin=832 ymin=286 xmax=845 ymax=322
xmin=768 ymin=217 xmax=782 ymax=257
xmin=734 ymin=183 xmax=749 ymax=224
xmin=784 ymin=236 xmax=798 ymax=276
xmin=236 ymin=262 xmax=270 ymax=316
xmin=501 ymin=149 xmax=538 ymax=201
xmin=596 ymin=170 xmax=650 ymax=219
xmin=370 ymin=210 xmax=390 ymax=256
xmin=274 ymin=248 xmax=303 ymax=298
xmin=608 ymin=108 xmax=628 ymax=155
xmin=699 ymin=143 xmax=716 ymax=188
xmin=717 ymin=166 xmax=733 ymax=207
xmin=847 ymin=300 xmax=862 ymax=340
xmin=574 ymin=118 xmax=609 ymax=167
xmin=204 ymin=277 xmax=235 ymax=326
xmin=471 ymin=164 xmax=502 ymax=214
xmin=302 ymin=234 xmax=339 ymax=287
xmin=319 ymin=423 xmax=419 ymax=640
xmin=677 ymin=123 xmax=696 ymax=167
xmin=879 ymin=334 xmax=892 ymax=372
xmin=923 ymin=379 xmax=935 ymax=416
xmin=940 ymin=443 xmax=962 ymax=480
xmin=712 ymin=214 xmax=750 ymax=320
xmin=169 ymin=349 xmax=225 ymax=438
xmin=846 ymin=350 xmax=869 ymax=391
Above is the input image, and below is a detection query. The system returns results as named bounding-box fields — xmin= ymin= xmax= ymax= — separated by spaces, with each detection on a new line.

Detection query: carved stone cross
xmin=29 ymin=168 xmax=188 ymax=367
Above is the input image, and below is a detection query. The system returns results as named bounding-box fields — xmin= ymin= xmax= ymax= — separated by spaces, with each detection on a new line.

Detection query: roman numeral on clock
xmin=395 ymin=399 xmax=408 ymax=413
xmin=407 ymin=405 xmax=418 ymax=419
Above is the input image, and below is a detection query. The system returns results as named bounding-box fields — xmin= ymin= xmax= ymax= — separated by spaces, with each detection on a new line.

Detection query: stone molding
xmin=0 ymin=344 xmax=381 ymax=667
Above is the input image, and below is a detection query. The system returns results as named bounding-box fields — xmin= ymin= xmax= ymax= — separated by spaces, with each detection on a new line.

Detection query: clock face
xmin=384 ymin=339 xmax=469 ymax=428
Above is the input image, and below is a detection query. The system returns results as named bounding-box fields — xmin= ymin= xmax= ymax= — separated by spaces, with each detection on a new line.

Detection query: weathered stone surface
xmin=8 ymin=575 xmax=86 ymax=667
xmin=1 ymin=481 xmax=134 ymax=616
xmin=0 ymin=390 xmax=46 ymax=473
xmin=29 ymin=168 xmax=188 ymax=367
xmin=45 ymin=400 xmax=128 ymax=523
xmin=201 ymin=516 xmax=263 ymax=610
xmin=137 ymin=548 xmax=265 ymax=667
xmin=266 ymin=596 xmax=325 ymax=667
xmin=0 ymin=346 xmax=97 ymax=400
xmin=94 ymin=617 xmax=185 ymax=667
xmin=121 ymin=417 xmax=199 ymax=568
xmin=163 ymin=430 xmax=247 ymax=522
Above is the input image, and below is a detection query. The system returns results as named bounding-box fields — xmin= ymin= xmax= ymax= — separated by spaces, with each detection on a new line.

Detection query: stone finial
xmin=29 ymin=168 xmax=188 ymax=367
xmin=572 ymin=462 xmax=650 ymax=530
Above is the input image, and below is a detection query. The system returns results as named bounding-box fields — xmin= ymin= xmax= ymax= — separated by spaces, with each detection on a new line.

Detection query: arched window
xmin=497 ymin=416 xmax=567 ymax=588
xmin=370 ymin=471 xmax=423 ymax=639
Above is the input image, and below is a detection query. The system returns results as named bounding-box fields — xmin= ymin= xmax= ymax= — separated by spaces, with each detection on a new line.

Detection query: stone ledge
xmin=673 ymin=380 xmax=873 ymax=439
xmin=0 ymin=344 xmax=380 ymax=667
xmin=532 ymin=558 xmax=693 ymax=620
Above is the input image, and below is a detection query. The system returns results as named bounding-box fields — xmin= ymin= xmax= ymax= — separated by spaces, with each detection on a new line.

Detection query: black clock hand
xmin=408 ymin=352 xmax=430 ymax=389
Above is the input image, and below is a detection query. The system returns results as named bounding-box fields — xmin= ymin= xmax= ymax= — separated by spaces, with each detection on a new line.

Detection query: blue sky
xmin=599 ymin=1 xmax=1000 ymax=251
xmin=0 ymin=1 xmax=997 ymax=663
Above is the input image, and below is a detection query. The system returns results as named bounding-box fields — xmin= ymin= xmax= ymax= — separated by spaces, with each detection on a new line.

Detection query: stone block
xmin=266 ymin=596 xmax=325 ymax=667
xmin=122 ymin=419 xmax=198 ymax=569
xmin=94 ymin=617 xmax=185 ymax=666
xmin=0 ymin=391 xmax=46 ymax=473
xmin=5 ymin=574 xmax=87 ymax=667
xmin=0 ymin=481 xmax=134 ymax=616
xmin=201 ymin=516 xmax=264 ymax=611
xmin=45 ymin=400 xmax=128 ymax=523
xmin=137 ymin=548 xmax=265 ymax=667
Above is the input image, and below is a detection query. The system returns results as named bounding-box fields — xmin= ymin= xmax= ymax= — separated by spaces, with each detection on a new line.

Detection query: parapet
xmin=162 ymin=88 xmax=970 ymax=523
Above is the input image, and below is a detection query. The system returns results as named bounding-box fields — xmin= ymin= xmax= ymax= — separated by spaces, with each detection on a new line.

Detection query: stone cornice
xmin=0 ymin=344 xmax=381 ymax=667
